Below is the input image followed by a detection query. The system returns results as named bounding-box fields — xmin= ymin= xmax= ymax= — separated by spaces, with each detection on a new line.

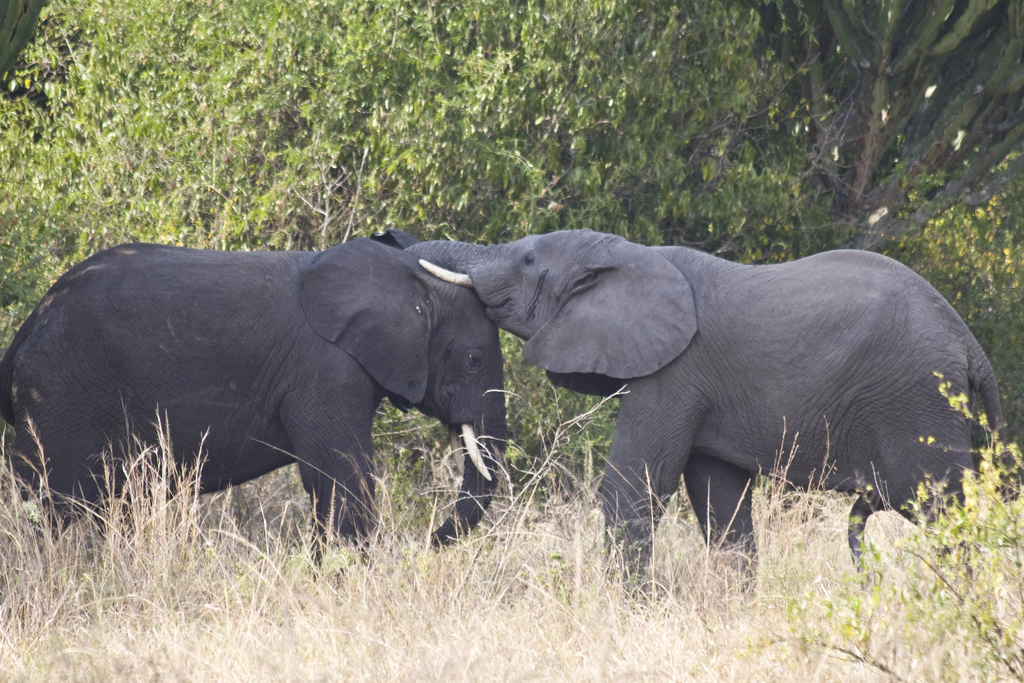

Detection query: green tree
xmin=759 ymin=0 xmax=1024 ymax=249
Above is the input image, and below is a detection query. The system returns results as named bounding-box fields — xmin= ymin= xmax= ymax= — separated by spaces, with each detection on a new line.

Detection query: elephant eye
xmin=522 ymin=251 xmax=536 ymax=267
xmin=465 ymin=351 xmax=483 ymax=372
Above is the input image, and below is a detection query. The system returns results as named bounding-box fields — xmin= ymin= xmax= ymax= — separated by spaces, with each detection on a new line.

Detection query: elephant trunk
xmin=430 ymin=414 xmax=507 ymax=546
xmin=407 ymin=240 xmax=493 ymax=275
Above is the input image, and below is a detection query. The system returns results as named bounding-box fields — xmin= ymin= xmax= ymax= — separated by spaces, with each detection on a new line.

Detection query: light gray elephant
xmin=407 ymin=229 xmax=1004 ymax=573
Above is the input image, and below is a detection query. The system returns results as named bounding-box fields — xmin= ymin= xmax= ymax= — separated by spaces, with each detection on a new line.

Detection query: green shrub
xmin=0 ymin=0 xmax=799 ymax=306
xmin=785 ymin=400 xmax=1024 ymax=679
xmin=2 ymin=0 xmax=781 ymax=475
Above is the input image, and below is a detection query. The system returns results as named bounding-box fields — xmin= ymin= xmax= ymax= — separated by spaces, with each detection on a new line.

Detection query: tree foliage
xmin=761 ymin=0 xmax=1024 ymax=248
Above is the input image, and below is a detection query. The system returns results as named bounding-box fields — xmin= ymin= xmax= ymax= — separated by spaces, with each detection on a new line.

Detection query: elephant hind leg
xmin=848 ymin=489 xmax=882 ymax=566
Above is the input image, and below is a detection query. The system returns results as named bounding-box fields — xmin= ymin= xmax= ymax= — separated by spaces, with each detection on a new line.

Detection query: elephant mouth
xmin=485 ymin=297 xmax=526 ymax=333
xmin=448 ymin=423 xmax=492 ymax=481
xmin=484 ymin=295 xmax=511 ymax=316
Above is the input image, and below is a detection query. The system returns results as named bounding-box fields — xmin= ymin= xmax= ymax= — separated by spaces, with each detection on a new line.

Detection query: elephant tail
xmin=0 ymin=312 xmax=33 ymax=426
xmin=0 ymin=344 xmax=15 ymax=426
xmin=1 ymin=298 xmax=46 ymax=427
xmin=967 ymin=342 xmax=1007 ymax=449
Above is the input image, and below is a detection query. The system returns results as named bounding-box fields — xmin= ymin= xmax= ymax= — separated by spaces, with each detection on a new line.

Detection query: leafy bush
xmin=0 ymin=0 xmax=804 ymax=302
xmin=785 ymin=428 xmax=1024 ymax=679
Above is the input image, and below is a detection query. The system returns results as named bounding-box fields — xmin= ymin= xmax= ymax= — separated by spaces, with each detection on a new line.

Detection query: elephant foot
xmin=848 ymin=490 xmax=882 ymax=567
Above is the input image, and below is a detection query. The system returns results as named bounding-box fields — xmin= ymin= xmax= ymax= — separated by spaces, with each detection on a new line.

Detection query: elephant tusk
xmin=449 ymin=427 xmax=463 ymax=457
xmin=461 ymin=423 xmax=492 ymax=482
xmin=419 ymin=259 xmax=474 ymax=288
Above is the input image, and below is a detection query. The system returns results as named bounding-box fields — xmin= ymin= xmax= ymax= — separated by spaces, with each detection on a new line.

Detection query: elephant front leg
xmin=683 ymin=453 xmax=757 ymax=576
xmin=298 ymin=450 xmax=377 ymax=550
xmin=599 ymin=466 xmax=665 ymax=586
xmin=598 ymin=391 xmax=699 ymax=586
xmin=281 ymin=392 xmax=378 ymax=557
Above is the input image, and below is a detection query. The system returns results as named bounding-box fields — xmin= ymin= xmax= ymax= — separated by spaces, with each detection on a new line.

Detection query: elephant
xmin=409 ymin=228 xmax=1004 ymax=572
xmin=0 ymin=234 xmax=506 ymax=547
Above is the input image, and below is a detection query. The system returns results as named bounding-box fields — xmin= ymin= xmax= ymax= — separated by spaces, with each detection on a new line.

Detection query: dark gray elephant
xmin=0 ymin=235 xmax=506 ymax=547
xmin=409 ymin=228 xmax=1003 ymax=571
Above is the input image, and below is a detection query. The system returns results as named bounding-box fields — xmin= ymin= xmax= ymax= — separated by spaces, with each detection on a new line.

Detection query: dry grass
xmin=1 ymin=418 xmax=1022 ymax=682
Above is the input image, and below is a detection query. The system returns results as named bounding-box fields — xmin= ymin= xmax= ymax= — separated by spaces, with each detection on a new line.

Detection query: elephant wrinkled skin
xmin=0 ymin=235 xmax=507 ymax=547
xmin=409 ymin=229 xmax=1004 ymax=574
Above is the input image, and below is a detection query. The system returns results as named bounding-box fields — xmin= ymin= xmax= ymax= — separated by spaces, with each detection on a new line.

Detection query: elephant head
xmin=409 ymin=229 xmax=698 ymax=380
xmin=300 ymin=235 xmax=507 ymax=544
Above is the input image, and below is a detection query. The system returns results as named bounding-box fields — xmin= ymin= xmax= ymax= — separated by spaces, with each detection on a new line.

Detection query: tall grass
xmin=1 ymin=410 xmax=1022 ymax=681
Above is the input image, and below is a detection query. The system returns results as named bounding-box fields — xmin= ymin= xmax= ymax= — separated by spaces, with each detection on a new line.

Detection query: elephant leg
xmin=600 ymin=463 xmax=664 ymax=583
xmin=598 ymin=389 xmax=701 ymax=583
xmin=848 ymin=490 xmax=882 ymax=566
xmin=683 ymin=453 xmax=756 ymax=564
xmin=12 ymin=401 xmax=120 ymax=524
xmin=297 ymin=450 xmax=376 ymax=544
xmin=280 ymin=386 xmax=378 ymax=554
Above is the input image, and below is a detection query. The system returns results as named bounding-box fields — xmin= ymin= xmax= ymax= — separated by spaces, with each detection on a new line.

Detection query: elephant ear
xmin=370 ymin=228 xmax=419 ymax=250
xmin=546 ymin=370 xmax=627 ymax=397
xmin=300 ymin=238 xmax=430 ymax=404
xmin=523 ymin=240 xmax=697 ymax=379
